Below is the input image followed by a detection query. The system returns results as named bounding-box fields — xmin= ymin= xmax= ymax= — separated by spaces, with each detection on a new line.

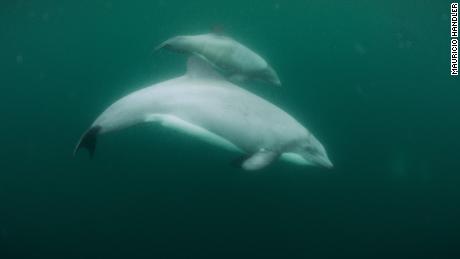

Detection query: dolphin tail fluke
xmin=73 ymin=126 xmax=101 ymax=158
xmin=153 ymin=37 xmax=176 ymax=52
xmin=153 ymin=41 xmax=168 ymax=52
xmin=153 ymin=37 xmax=188 ymax=54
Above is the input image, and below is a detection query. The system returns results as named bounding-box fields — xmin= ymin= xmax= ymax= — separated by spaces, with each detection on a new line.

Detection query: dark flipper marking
xmin=73 ymin=126 xmax=101 ymax=158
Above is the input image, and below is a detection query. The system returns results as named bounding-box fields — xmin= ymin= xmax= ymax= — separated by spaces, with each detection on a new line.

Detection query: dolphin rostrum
xmin=74 ymin=58 xmax=332 ymax=170
xmin=155 ymin=33 xmax=282 ymax=86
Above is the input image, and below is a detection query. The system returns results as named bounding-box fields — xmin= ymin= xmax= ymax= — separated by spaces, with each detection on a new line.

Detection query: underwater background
xmin=1 ymin=0 xmax=459 ymax=258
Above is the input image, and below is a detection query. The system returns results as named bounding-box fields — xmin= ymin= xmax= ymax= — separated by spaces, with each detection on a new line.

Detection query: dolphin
xmin=74 ymin=58 xmax=332 ymax=170
xmin=155 ymin=33 xmax=282 ymax=86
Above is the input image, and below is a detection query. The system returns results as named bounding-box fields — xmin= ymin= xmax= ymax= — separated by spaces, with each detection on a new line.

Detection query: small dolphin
xmin=74 ymin=58 xmax=331 ymax=170
xmin=155 ymin=33 xmax=282 ymax=86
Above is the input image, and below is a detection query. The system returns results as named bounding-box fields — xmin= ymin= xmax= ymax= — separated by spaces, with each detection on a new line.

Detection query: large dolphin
xmin=155 ymin=33 xmax=282 ymax=86
xmin=74 ymin=58 xmax=332 ymax=170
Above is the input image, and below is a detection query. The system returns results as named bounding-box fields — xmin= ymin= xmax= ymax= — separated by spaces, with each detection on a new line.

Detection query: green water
xmin=1 ymin=1 xmax=459 ymax=258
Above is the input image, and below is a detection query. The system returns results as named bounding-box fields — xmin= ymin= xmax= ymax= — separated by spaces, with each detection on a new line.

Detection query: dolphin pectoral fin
xmin=145 ymin=113 xmax=240 ymax=152
xmin=241 ymin=149 xmax=278 ymax=171
xmin=74 ymin=126 xmax=101 ymax=158
xmin=191 ymin=52 xmax=212 ymax=65
xmin=186 ymin=56 xmax=225 ymax=80
xmin=190 ymin=53 xmax=222 ymax=72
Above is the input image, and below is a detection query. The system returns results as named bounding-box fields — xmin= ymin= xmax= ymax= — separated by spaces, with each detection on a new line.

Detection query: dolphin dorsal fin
xmin=186 ymin=56 xmax=224 ymax=80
